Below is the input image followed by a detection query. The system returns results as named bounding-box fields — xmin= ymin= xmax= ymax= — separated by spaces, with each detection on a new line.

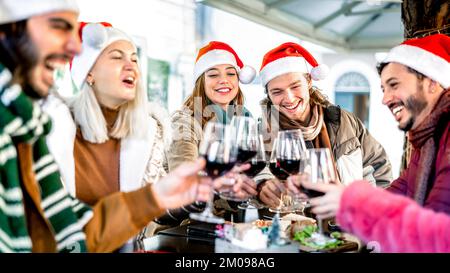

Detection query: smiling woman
xmin=204 ymin=64 xmax=240 ymax=110
xmin=168 ymin=41 xmax=256 ymax=170
xmin=160 ymin=41 xmax=257 ymax=226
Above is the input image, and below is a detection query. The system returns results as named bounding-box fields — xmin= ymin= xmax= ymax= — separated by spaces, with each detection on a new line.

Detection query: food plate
xmin=298 ymin=239 xmax=359 ymax=253
xmin=294 ymin=226 xmax=359 ymax=253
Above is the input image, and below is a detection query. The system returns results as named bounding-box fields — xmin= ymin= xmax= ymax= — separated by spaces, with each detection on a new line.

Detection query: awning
xmin=197 ymin=0 xmax=404 ymax=52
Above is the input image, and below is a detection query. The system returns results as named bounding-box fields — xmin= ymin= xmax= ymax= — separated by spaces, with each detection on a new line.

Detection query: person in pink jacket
xmin=292 ymin=180 xmax=450 ymax=253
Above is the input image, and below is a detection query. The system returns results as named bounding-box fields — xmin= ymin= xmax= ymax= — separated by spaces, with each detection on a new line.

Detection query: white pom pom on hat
xmin=82 ymin=23 xmax=108 ymax=49
xmin=193 ymin=41 xmax=256 ymax=84
xmin=259 ymin=42 xmax=329 ymax=86
xmin=310 ymin=63 xmax=329 ymax=81
xmin=238 ymin=65 xmax=257 ymax=84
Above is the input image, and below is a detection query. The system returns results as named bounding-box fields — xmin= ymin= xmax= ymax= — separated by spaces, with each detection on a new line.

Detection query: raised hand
xmin=258 ymin=179 xmax=284 ymax=208
xmin=301 ymin=180 xmax=345 ymax=219
xmin=152 ymin=158 xmax=211 ymax=209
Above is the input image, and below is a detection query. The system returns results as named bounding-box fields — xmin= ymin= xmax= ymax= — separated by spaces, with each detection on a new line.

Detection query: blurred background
xmin=57 ymin=0 xmax=407 ymax=177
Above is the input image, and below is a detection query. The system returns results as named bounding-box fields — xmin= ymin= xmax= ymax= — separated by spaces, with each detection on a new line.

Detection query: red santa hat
xmin=259 ymin=42 xmax=329 ymax=87
xmin=194 ymin=41 xmax=256 ymax=84
xmin=381 ymin=34 xmax=450 ymax=89
xmin=0 ymin=0 xmax=79 ymax=24
xmin=71 ymin=22 xmax=135 ymax=91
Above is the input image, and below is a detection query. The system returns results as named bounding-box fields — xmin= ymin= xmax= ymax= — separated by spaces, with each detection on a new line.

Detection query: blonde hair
xmin=68 ymin=79 xmax=149 ymax=143
xmin=183 ymin=73 xmax=244 ymax=128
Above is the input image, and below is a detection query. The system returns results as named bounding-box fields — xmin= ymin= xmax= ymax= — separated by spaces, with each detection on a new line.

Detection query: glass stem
xmin=318 ymin=217 xmax=323 ymax=234
xmin=203 ymin=186 xmax=216 ymax=214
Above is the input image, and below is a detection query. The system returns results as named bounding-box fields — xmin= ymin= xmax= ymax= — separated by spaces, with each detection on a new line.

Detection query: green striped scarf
xmin=0 ymin=63 xmax=92 ymax=252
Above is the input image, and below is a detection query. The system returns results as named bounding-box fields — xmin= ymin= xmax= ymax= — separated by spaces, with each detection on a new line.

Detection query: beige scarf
xmin=262 ymin=98 xmax=324 ymax=142
xmin=280 ymin=104 xmax=324 ymax=141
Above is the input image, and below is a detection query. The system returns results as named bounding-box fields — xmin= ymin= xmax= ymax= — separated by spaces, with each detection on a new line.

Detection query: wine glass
xmin=299 ymin=148 xmax=336 ymax=198
xmin=272 ymin=129 xmax=307 ymax=213
xmin=268 ymin=129 xmax=306 ymax=213
xmin=190 ymin=122 xmax=238 ymax=224
xmin=238 ymin=134 xmax=267 ymax=210
xmin=300 ymin=148 xmax=337 ymax=236
xmin=268 ymin=137 xmax=288 ymax=214
xmin=233 ymin=116 xmax=258 ymax=165
xmin=218 ymin=116 xmax=258 ymax=202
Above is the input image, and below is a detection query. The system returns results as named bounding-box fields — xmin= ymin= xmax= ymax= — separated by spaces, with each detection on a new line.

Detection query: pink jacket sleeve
xmin=337 ymin=181 xmax=450 ymax=253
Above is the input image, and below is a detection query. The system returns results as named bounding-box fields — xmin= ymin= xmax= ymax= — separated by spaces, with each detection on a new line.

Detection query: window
xmin=147 ymin=58 xmax=170 ymax=108
xmin=334 ymin=72 xmax=370 ymax=127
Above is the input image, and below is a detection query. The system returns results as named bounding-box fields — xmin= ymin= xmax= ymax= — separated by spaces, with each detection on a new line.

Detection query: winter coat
xmin=167 ymin=107 xmax=204 ymax=171
xmin=43 ymin=95 xmax=171 ymax=196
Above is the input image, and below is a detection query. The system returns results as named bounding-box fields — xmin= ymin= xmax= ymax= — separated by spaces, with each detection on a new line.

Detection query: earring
xmin=87 ymin=81 xmax=94 ymax=87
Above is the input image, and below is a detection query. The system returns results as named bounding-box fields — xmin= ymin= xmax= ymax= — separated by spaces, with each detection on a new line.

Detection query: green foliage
xmin=293 ymin=226 xmax=344 ymax=250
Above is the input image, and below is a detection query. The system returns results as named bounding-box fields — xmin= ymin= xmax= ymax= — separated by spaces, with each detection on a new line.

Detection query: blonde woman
xmin=44 ymin=22 xmax=169 ymax=203
xmin=43 ymin=23 xmax=171 ymax=243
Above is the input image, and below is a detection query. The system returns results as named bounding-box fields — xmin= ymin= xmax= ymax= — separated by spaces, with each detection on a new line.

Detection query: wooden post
xmin=402 ymin=0 xmax=449 ymax=38
xmin=398 ymin=0 xmax=449 ymax=173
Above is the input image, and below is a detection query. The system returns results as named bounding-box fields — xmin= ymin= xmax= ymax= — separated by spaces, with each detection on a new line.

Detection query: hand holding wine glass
xmin=299 ymin=148 xmax=337 ymax=198
xmin=213 ymin=164 xmax=257 ymax=198
xmin=268 ymin=129 xmax=306 ymax=213
xmin=190 ymin=122 xmax=238 ymax=224
xmin=238 ymin=134 xmax=266 ymax=209
xmin=299 ymin=148 xmax=338 ymax=236
xmin=218 ymin=116 xmax=258 ymax=201
xmin=298 ymin=181 xmax=345 ymax=220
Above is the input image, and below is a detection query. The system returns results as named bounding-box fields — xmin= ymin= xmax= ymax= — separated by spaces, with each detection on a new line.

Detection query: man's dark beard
xmin=399 ymin=82 xmax=428 ymax=132
xmin=0 ymin=20 xmax=42 ymax=99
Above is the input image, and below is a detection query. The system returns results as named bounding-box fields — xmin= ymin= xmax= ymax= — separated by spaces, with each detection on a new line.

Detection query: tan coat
xmin=167 ymin=108 xmax=206 ymax=171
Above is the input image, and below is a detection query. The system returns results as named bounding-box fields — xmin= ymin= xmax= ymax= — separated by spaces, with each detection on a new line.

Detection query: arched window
xmin=334 ymin=72 xmax=370 ymax=127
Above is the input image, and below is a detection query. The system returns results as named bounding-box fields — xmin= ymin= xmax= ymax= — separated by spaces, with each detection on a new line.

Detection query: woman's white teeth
xmin=124 ymin=76 xmax=135 ymax=84
xmin=392 ymin=106 xmax=404 ymax=116
xmin=216 ymin=88 xmax=230 ymax=93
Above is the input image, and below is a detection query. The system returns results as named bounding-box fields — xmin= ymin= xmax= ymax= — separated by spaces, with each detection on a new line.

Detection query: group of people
xmin=0 ymin=0 xmax=448 ymax=253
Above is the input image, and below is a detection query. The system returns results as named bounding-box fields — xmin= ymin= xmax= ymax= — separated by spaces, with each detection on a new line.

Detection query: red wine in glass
xmin=299 ymin=185 xmax=325 ymax=198
xmin=243 ymin=160 xmax=266 ymax=178
xmin=269 ymin=161 xmax=289 ymax=180
xmin=204 ymin=158 xmax=236 ymax=179
xmin=278 ymin=158 xmax=301 ymax=175
xmin=237 ymin=148 xmax=257 ymax=164
xmin=191 ymin=122 xmax=237 ymax=224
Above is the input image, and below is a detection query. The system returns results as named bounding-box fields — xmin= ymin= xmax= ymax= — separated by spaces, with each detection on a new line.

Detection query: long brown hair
xmin=183 ymin=73 xmax=245 ymax=128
